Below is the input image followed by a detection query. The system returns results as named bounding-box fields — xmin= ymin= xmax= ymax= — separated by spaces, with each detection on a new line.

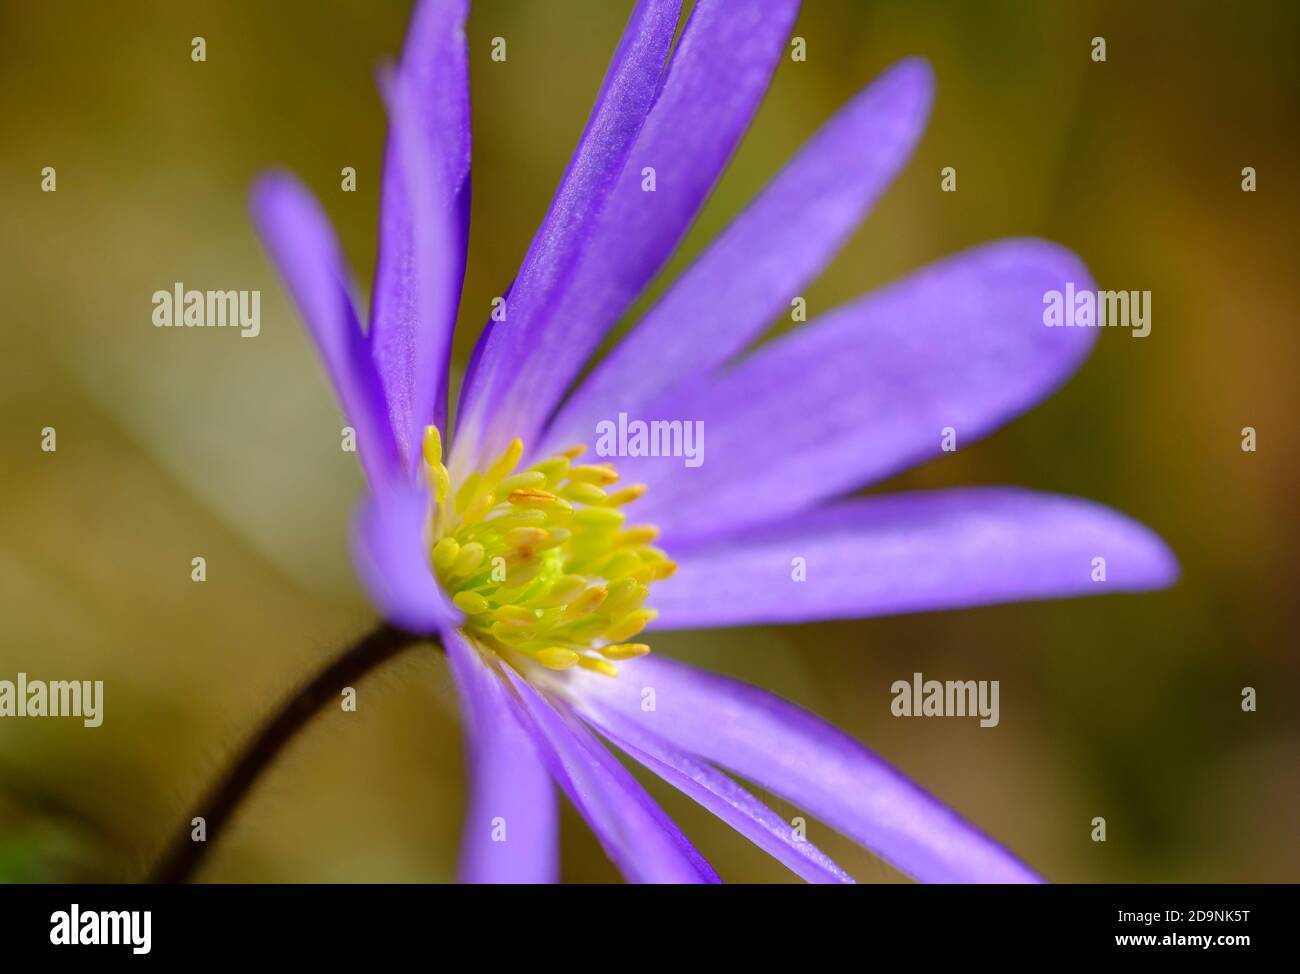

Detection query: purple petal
xmin=394 ymin=0 xmax=471 ymax=201
xmin=582 ymin=706 xmax=855 ymax=883
xmin=545 ymin=58 xmax=935 ymax=454
xmin=457 ymin=0 xmax=798 ymax=468
xmin=559 ymin=655 xmax=1043 ymax=883
xmin=452 ymin=0 xmax=682 ymax=466
xmin=650 ymin=488 xmax=1178 ymax=629
xmin=251 ymin=172 xmax=401 ymax=488
xmin=370 ymin=0 xmax=470 ymax=468
xmin=350 ymin=483 xmax=461 ymax=634
xmin=624 ymin=239 xmax=1099 ymax=543
xmin=499 ymin=665 xmax=720 ymax=883
xmin=444 ymin=631 xmax=558 ymax=884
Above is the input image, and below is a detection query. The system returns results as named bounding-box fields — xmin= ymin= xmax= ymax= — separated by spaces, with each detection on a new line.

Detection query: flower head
xmin=253 ymin=0 xmax=1176 ymax=883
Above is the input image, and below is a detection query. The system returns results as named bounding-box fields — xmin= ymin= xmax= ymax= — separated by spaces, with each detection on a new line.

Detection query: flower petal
xmin=370 ymin=0 xmax=470 ymax=468
xmin=452 ymin=0 xmax=682 ymax=468
xmin=393 ymin=0 xmax=471 ymax=204
xmin=350 ymin=483 xmax=461 ymax=635
xmin=457 ymin=0 xmax=799 ymax=468
xmin=251 ymin=172 xmax=401 ymax=488
xmin=444 ymin=631 xmax=558 ymax=884
xmin=622 ymin=239 xmax=1099 ymax=543
xmin=649 ymin=488 xmax=1178 ymax=629
xmin=582 ymin=706 xmax=855 ymax=883
xmin=499 ymin=665 xmax=720 ymax=883
xmin=544 ymin=58 xmax=935 ymax=454
xmin=559 ymin=655 xmax=1042 ymax=883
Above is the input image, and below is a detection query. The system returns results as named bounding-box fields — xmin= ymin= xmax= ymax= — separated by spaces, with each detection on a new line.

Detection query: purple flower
xmin=251 ymin=0 xmax=1176 ymax=884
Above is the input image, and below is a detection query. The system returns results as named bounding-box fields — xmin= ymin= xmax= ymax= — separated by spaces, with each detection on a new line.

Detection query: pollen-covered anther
xmin=422 ymin=427 xmax=673 ymax=676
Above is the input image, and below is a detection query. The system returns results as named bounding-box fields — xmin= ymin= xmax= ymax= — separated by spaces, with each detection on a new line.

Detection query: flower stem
xmin=148 ymin=622 xmax=428 ymax=883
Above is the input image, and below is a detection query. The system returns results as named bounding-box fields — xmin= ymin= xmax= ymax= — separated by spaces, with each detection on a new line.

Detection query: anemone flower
xmin=251 ymin=0 xmax=1176 ymax=884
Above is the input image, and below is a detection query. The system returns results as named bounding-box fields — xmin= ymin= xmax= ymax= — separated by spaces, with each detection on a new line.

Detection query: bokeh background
xmin=1 ymin=0 xmax=1296 ymax=882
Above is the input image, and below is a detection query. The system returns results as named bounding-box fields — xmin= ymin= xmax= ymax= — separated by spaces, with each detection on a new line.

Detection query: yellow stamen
xmin=495 ymin=605 xmax=537 ymax=627
xmin=578 ymin=656 xmax=620 ymax=677
xmin=607 ymin=483 xmax=648 ymax=506
xmin=478 ymin=508 xmax=546 ymax=534
xmin=529 ymin=456 xmax=571 ymax=485
xmin=504 ymin=526 xmax=550 ymax=548
xmin=532 ymin=528 xmax=571 ymax=551
xmin=564 ymin=585 xmax=608 ymax=618
xmin=542 ymin=497 xmax=574 ymax=524
xmin=561 ymin=616 xmax=610 ymax=642
xmin=422 ymin=425 xmax=443 ymax=467
xmin=423 ymin=430 xmax=669 ymax=680
xmin=432 ymin=536 xmax=461 ymax=573
xmin=652 ymin=560 xmax=678 ymax=580
xmin=453 ymin=591 xmax=489 ymax=615
xmin=616 ymin=525 xmax=660 ymax=546
xmin=460 ymin=491 xmax=496 ymax=528
xmin=490 ymin=621 xmax=536 ymax=645
xmin=455 ymin=472 xmax=484 ymax=514
xmin=498 ymin=471 xmax=547 ymax=494
xmin=422 ymin=425 xmax=453 ymax=508
xmin=568 ymin=463 xmax=619 ymax=486
xmin=509 ymin=487 xmax=558 ymax=507
xmin=573 ymin=506 xmax=625 ymax=528
xmin=603 ymin=609 xmax=657 ymax=643
xmin=596 ymin=551 xmax=642 ymax=579
xmin=537 ymin=647 xmax=580 ymax=670
xmin=485 ymin=438 xmax=524 ymax=485
xmin=602 ymin=578 xmax=648 ymax=615
xmin=563 ymin=482 xmax=609 ymax=505
xmin=600 ymin=643 xmax=651 ymax=660
xmin=505 ymin=557 xmax=545 ymax=586
xmin=451 ymin=542 xmax=485 ymax=576
xmin=431 ymin=464 xmax=452 ymax=508
xmin=534 ymin=575 xmax=588 ymax=607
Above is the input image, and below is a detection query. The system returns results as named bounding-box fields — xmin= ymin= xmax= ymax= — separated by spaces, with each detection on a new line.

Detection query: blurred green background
xmin=1 ymin=0 xmax=1296 ymax=883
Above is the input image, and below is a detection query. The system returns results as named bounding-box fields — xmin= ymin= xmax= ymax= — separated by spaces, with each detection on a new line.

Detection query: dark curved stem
xmin=148 ymin=623 xmax=427 ymax=883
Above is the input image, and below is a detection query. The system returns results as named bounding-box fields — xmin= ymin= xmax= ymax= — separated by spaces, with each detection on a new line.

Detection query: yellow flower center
xmin=421 ymin=425 xmax=674 ymax=676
